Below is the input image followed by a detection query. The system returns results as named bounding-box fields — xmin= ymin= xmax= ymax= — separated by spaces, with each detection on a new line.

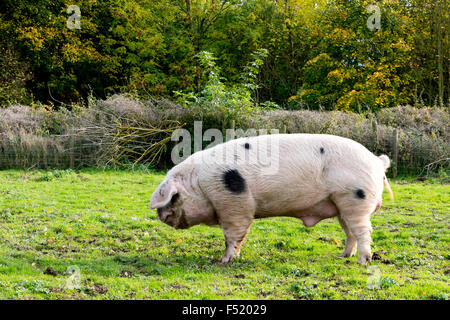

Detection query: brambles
xmin=0 ymin=95 xmax=448 ymax=174
xmin=97 ymin=113 xmax=182 ymax=167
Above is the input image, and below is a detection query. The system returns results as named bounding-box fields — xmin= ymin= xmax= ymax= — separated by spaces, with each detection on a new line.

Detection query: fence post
xmin=69 ymin=129 xmax=75 ymax=169
xmin=224 ymin=120 xmax=235 ymax=142
xmin=371 ymin=118 xmax=378 ymax=145
xmin=281 ymin=124 xmax=287 ymax=134
xmin=392 ymin=128 xmax=398 ymax=177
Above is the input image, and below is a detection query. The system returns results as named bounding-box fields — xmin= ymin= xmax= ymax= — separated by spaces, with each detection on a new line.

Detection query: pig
xmin=150 ymin=134 xmax=393 ymax=265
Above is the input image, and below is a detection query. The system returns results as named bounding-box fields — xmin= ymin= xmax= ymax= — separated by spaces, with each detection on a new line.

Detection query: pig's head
xmin=150 ymin=176 xmax=216 ymax=229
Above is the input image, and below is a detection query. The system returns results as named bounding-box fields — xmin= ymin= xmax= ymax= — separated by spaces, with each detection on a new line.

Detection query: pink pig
xmin=150 ymin=134 xmax=393 ymax=264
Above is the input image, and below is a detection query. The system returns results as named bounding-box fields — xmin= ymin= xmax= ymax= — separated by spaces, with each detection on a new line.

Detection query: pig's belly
xmin=255 ymin=198 xmax=339 ymax=227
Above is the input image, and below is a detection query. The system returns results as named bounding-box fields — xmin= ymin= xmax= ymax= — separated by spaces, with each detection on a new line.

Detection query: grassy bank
xmin=0 ymin=169 xmax=448 ymax=299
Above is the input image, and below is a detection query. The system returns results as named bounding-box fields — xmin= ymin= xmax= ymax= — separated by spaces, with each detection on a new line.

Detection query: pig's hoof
xmin=357 ymin=254 xmax=372 ymax=265
xmin=340 ymin=250 xmax=356 ymax=258
xmin=220 ymin=255 xmax=233 ymax=265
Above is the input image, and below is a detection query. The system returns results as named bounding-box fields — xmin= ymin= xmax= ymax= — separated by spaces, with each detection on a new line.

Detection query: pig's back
xmin=244 ymin=134 xmax=382 ymax=212
xmin=193 ymin=134 xmax=384 ymax=215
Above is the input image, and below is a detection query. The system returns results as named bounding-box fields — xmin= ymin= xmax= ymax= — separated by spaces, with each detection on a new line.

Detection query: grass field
xmin=0 ymin=169 xmax=448 ymax=300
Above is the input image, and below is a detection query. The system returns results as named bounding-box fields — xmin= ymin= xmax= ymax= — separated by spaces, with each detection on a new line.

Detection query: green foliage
xmin=34 ymin=169 xmax=74 ymax=182
xmin=174 ymin=49 xmax=276 ymax=126
xmin=0 ymin=0 xmax=196 ymax=102
xmin=380 ymin=276 xmax=398 ymax=289
xmin=0 ymin=0 xmax=447 ymax=110
xmin=290 ymin=282 xmax=319 ymax=299
xmin=15 ymin=280 xmax=51 ymax=295
xmin=0 ymin=42 xmax=33 ymax=105
xmin=294 ymin=0 xmax=417 ymax=111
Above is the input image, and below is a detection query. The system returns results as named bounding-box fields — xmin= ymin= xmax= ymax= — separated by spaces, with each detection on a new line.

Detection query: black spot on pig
xmin=244 ymin=143 xmax=250 ymax=150
xmin=223 ymin=169 xmax=246 ymax=194
xmin=355 ymin=189 xmax=366 ymax=199
xmin=320 ymin=147 xmax=325 ymax=154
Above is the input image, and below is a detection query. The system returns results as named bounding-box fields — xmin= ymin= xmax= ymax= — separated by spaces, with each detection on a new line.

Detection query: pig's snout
xmin=157 ymin=208 xmax=173 ymax=224
xmin=157 ymin=207 xmax=189 ymax=230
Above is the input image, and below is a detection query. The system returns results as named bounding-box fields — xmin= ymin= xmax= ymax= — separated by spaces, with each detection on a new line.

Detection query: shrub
xmin=174 ymin=49 xmax=277 ymax=129
xmin=0 ymin=95 xmax=448 ymax=175
xmin=0 ymin=43 xmax=33 ymax=106
xmin=0 ymin=105 xmax=43 ymax=133
xmin=376 ymin=106 xmax=449 ymax=137
xmin=85 ymin=95 xmax=183 ymax=167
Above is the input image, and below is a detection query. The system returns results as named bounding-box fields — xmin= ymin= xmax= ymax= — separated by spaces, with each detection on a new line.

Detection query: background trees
xmin=0 ymin=0 xmax=448 ymax=111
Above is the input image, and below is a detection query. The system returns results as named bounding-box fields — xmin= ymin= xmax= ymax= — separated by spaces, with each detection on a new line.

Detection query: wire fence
xmin=0 ymin=123 xmax=447 ymax=178
xmin=0 ymin=130 xmax=98 ymax=170
xmin=0 ymin=96 xmax=448 ymax=177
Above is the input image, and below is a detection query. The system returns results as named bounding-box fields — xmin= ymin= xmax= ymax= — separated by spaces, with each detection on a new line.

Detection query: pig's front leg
xmin=220 ymin=220 xmax=253 ymax=264
xmin=208 ymin=169 xmax=256 ymax=264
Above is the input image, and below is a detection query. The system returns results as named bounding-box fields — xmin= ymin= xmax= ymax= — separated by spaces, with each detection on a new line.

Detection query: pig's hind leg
xmin=332 ymin=190 xmax=378 ymax=265
xmin=338 ymin=216 xmax=357 ymax=258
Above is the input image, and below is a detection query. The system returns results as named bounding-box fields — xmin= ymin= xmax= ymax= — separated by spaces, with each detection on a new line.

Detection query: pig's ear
xmin=150 ymin=180 xmax=178 ymax=209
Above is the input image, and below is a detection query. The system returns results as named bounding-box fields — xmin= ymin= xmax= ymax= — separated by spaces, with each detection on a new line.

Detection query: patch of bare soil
xmin=120 ymin=270 xmax=133 ymax=278
xmin=44 ymin=266 xmax=58 ymax=276
xmin=372 ymin=251 xmax=393 ymax=264
xmin=171 ymin=284 xmax=189 ymax=290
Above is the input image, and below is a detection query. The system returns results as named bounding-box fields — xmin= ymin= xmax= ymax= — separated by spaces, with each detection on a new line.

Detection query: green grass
xmin=0 ymin=169 xmax=448 ymax=300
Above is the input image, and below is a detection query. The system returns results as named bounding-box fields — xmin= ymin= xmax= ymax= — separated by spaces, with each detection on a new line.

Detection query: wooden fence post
xmin=371 ymin=118 xmax=378 ymax=145
xmin=225 ymin=120 xmax=235 ymax=142
xmin=230 ymin=120 xmax=235 ymax=141
xmin=392 ymin=128 xmax=399 ymax=177
xmin=69 ymin=129 xmax=75 ymax=169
